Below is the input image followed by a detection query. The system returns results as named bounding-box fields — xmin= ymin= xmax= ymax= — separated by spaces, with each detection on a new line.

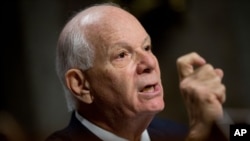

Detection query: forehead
xmin=81 ymin=6 xmax=149 ymax=49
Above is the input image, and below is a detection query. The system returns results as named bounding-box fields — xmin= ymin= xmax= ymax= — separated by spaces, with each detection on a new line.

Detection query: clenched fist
xmin=177 ymin=52 xmax=226 ymax=140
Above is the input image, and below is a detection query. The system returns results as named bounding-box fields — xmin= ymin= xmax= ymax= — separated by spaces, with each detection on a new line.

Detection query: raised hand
xmin=176 ymin=52 xmax=226 ymax=140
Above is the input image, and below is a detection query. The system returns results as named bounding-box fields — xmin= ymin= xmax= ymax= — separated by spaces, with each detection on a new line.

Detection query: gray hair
xmin=56 ymin=3 xmax=122 ymax=111
xmin=56 ymin=12 xmax=94 ymax=111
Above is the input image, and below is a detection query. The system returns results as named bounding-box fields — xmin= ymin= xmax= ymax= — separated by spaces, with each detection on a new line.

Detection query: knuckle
xmin=176 ymin=57 xmax=184 ymax=65
xmin=206 ymin=93 xmax=217 ymax=102
xmin=190 ymin=52 xmax=198 ymax=57
xmin=220 ymin=85 xmax=226 ymax=97
xmin=221 ymin=84 xmax=226 ymax=94
xmin=203 ymin=64 xmax=214 ymax=71
xmin=214 ymin=75 xmax=221 ymax=82
xmin=176 ymin=52 xmax=198 ymax=64
xmin=179 ymin=79 xmax=188 ymax=90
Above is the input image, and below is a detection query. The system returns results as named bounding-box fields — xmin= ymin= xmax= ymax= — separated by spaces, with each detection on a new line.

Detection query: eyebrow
xmin=112 ymin=36 xmax=151 ymax=48
xmin=141 ymin=36 xmax=151 ymax=47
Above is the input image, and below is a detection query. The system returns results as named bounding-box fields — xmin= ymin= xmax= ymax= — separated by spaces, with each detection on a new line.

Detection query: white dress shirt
xmin=75 ymin=112 xmax=151 ymax=141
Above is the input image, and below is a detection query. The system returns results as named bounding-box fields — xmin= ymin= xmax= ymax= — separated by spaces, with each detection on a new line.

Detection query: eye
xmin=118 ymin=52 xmax=126 ymax=58
xmin=144 ymin=45 xmax=151 ymax=51
xmin=114 ymin=51 xmax=130 ymax=60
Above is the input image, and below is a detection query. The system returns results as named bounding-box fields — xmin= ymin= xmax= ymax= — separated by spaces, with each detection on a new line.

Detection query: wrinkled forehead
xmin=78 ymin=5 xmax=147 ymax=47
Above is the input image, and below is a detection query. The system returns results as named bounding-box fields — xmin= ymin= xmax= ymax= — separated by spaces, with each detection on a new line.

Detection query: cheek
xmin=91 ymin=68 xmax=130 ymax=96
xmin=105 ymin=68 xmax=135 ymax=92
xmin=88 ymin=62 xmax=138 ymax=103
xmin=103 ymin=68 xmax=137 ymax=103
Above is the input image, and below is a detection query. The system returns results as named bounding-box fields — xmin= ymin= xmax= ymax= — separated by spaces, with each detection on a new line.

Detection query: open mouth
xmin=138 ymin=83 xmax=162 ymax=99
xmin=140 ymin=85 xmax=155 ymax=93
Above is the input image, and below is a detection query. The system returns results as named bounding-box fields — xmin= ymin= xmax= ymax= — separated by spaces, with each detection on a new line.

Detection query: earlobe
xmin=65 ymin=69 xmax=94 ymax=104
xmin=82 ymin=80 xmax=94 ymax=104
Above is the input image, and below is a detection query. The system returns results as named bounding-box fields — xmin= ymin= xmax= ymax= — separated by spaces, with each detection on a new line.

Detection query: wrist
xmin=186 ymin=123 xmax=212 ymax=141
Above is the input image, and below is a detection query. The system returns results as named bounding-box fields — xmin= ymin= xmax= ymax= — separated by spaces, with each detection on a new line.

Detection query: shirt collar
xmin=75 ymin=111 xmax=151 ymax=141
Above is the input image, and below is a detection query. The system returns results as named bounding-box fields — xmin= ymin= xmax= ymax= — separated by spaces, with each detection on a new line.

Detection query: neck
xmin=109 ymin=114 xmax=153 ymax=141
xmin=77 ymin=107 xmax=155 ymax=141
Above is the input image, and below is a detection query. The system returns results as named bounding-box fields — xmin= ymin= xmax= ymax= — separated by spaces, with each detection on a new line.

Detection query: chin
xmin=144 ymin=98 xmax=165 ymax=114
xmin=152 ymin=101 xmax=165 ymax=112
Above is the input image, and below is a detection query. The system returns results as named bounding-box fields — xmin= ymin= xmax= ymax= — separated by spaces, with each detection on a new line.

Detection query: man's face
xmin=84 ymin=8 xmax=164 ymax=118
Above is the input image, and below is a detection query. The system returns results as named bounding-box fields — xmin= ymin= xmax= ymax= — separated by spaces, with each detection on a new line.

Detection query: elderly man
xmin=46 ymin=3 xmax=226 ymax=141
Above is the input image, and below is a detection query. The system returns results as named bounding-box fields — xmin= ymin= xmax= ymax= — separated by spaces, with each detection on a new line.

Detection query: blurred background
xmin=1 ymin=0 xmax=250 ymax=140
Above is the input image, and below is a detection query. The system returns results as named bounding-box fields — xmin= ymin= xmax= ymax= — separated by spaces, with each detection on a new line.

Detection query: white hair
xmin=56 ymin=13 xmax=94 ymax=111
xmin=56 ymin=3 xmax=121 ymax=111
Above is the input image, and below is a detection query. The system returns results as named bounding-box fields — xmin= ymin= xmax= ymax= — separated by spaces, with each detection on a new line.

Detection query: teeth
xmin=142 ymin=86 xmax=154 ymax=92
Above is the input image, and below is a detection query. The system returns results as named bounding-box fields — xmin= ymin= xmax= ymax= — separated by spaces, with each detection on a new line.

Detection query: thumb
xmin=176 ymin=52 xmax=206 ymax=80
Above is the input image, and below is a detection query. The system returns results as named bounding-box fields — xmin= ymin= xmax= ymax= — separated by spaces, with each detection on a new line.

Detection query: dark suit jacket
xmin=45 ymin=112 xmax=188 ymax=141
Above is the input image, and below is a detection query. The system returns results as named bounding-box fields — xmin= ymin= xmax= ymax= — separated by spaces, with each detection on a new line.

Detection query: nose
xmin=136 ymin=51 xmax=157 ymax=74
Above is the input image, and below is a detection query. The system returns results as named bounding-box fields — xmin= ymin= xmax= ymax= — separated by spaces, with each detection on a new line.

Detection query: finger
xmin=215 ymin=84 xmax=226 ymax=104
xmin=214 ymin=68 xmax=224 ymax=79
xmin=177 ymin=52 xmax=206 ymax=80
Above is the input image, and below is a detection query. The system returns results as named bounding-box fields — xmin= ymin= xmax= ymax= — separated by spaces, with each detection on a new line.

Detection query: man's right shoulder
xmin=45 ymin=112 xmax=102 ymax=141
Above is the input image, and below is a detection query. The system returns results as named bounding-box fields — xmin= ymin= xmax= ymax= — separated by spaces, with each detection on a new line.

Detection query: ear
xmin=65 ymin=69 xmax=94 ymax=104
